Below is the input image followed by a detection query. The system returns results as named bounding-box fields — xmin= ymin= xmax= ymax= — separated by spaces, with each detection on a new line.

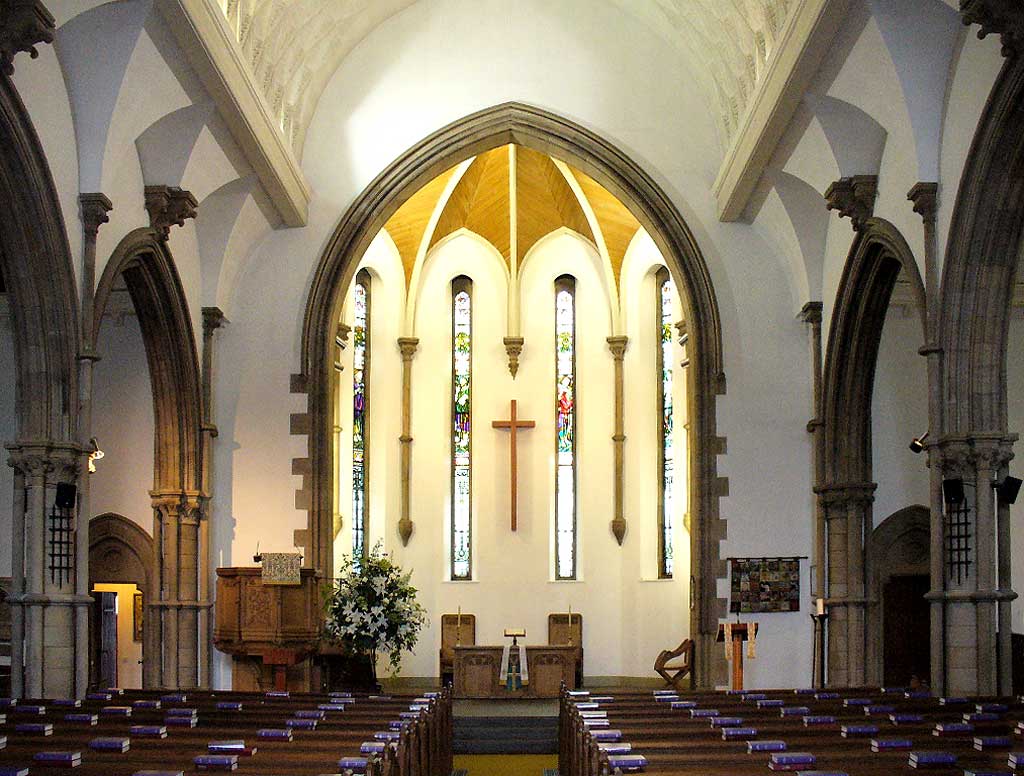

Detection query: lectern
xmin=716 ymin=622 xmax=758 ymax=691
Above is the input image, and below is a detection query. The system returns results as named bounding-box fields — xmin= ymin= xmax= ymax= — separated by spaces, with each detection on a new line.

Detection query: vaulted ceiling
xmin=217 ymin=0 xmax=796 ymax=157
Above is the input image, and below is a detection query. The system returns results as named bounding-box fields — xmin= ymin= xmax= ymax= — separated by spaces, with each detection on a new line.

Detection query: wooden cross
xmin=492 ymin=400 xmax=536 ymax=531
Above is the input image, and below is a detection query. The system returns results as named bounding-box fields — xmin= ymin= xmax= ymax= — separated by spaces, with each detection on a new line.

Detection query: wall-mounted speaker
xmin=55 ymin=483 xmax=77 ymax=510
xmin=942 ymin=478 xmax=965 ymax=505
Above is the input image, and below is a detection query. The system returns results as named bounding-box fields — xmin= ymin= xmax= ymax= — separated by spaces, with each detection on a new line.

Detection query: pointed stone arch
xmin=819 ymin=217 xmax=926 ymax=687
xmin=93 ymin=228 xmax=206 ymax=689
xmin=298 ymin=102 xmax=726 ymax=686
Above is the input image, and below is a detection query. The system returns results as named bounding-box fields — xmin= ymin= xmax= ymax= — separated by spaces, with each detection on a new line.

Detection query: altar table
xmin=453 ymin=645 xmax=576 ymax=698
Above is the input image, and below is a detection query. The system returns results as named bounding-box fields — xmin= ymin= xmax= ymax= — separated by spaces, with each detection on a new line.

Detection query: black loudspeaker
xmin=942 ymin=478 xmax=965 ymax=505
xmin=55 ymin=483 xmax=77 ymax=510
xmin=997 ymin=476 xmax=1023 ymax=506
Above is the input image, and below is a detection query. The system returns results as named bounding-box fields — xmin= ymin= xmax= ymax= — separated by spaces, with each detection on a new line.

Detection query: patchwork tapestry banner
xmin=729 ymin=557 xmax=801 ymax=613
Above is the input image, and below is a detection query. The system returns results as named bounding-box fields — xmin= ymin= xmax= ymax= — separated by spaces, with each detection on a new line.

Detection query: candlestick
xmin=456 ymin=606 xmax=462 ymax=646
xmin=567 ymin=605 xmax=573 ymax=646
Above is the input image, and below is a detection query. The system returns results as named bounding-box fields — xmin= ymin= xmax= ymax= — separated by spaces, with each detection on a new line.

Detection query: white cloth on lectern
xmin=499 ymin=644 xmax=529 ymax=685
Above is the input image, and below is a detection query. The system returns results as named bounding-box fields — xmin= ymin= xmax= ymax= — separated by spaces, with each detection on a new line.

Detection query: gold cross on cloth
xmin=492 ymin=400 xmax=536 ymax=531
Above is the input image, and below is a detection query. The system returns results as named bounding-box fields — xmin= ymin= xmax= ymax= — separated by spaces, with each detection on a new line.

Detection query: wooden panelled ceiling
xmin=567 ymin=166 xmax=641 ymax=283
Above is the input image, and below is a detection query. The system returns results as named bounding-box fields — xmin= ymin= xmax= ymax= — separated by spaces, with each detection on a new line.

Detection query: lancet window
xmin=451 ymin=276 xmax=473 ymax=580
xmin=351 ymin=270 xmax=370 ymax=569
xmin=657 ymin=268 xmax=674 ymax=578
xmin=555 ymin=275 xmax=577 ymax=580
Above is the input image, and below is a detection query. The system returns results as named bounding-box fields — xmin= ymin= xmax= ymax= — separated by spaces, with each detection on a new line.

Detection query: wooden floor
xmin=0 ymin=688 xmax=436 ymax=775
xmin=561 ymin=686 xmax=1024 ymax=775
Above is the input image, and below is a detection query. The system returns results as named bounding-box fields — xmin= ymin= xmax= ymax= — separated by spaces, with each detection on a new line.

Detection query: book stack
xmin=216 ymin=702 xmax=242 ymax=712
xmin=748 ymin=740 xmax=786 ymax=753
xmin=285 ymin=718 xmax=317 ymax=730
xmin=802 ymin=715 xmax=836 ymax=726
xmin=330 ymin=692 xmax=354 ymax=700
xmin=294 ymin=709 xmax=326 ymax=720
xmin=654 ymin=694 xmax=678 ymax=703
xmin=52 ymin=699 xmax=80 ymax=708
xmin=337 ymin=757 xmax=368 ymax=773
xmin=768 ymin=751 xmax=815 ymax=771
xmin=780 ymin=706 xmax=810 ymax=717
xmin=978 ymin=702 xmax=1008 ymax=713
xmin=129 ymin=725 xmax=167 ymax=738
xmin=165 ymin=708 xmax=198 ymax=728
xmin=606 ymin=754 xmax=647 ymax=772
xmin=132 ymin=700 xmax=160 ymax=710
xmin=16 ymin=705 xmax=45 ymax=715
xmin=582 ymin=718 xmax=609 ymax=728
xmin=87 ymin=692 xmax=112 ymax=702
xmin=840 ymin=724 xmax=879 ymax=737
xmin=652 ymin=690 xmax=676 ymax=697
xmin=160 ymin=693 xmax=186 ymax=703
xmin=64 ymin=714 xmax=97 ymax=725
xmin=709 ymin=716 xmax=744 ymax=728
xmin=193 ymin=755 xmax=238 ymax=772
xmin=590 ymin=729 xmax=622 ymax=742
xmin=743 ymin=692 xmax=767 ymax=701
xmin=256 ymin=728 xmax=293 ymax=741
xmin=721 ymin=727 xmax=758 ymax=741
xmin=387 ymin=721 xmax=404 ymax=730
xmin=870 ymin=738 xmax=912 ymax=752
xmin=407 ymin=704 xmax=428 ymax=711
xmin=670 ymin=700 xmax=696 ymax=710
xmin=973 ymin=735 xmax=1011 ymax=750
xmin=757 ymin=699 xmax=784 ymax=708
xmin=101 ymin=706 xmax=132 ymax=717
xmin=15 ymin=722 xmax=52 ymax=735
xmin=360 ymin=742 xmax=386 ymax=754
xmin=933 ymin=721 xmax=973 ymax=736
xmin=598 ymin=743 xmax=632 ymax=754
xmin=208 ymin=741 xmax=256 ymax=757
xmin=889 ymin=712 xmax=923 ymax=724
xmin=89 ymin=737 xmax=130 ymax=752
xmin=33 ymin=751 xmax=81 ymax=768
xmin=908 ymin=751 xmax=956 ymax=768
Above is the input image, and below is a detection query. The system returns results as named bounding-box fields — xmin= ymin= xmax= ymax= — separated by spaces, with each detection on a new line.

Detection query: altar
xmin=453 ymin=645 xmax=576 ymax=698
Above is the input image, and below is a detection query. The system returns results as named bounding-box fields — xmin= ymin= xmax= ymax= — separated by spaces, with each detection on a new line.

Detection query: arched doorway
xmin=89 ymin=514 xmax=154 ymax=689
xmin=299 ymin=103 xmax=726 ymax=685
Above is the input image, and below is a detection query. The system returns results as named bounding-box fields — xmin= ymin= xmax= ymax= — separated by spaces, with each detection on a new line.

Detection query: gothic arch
xmin=819 ymin=217 xmax=926 ymax=687
xmin=89 ymin=513 xmax=154 ymax=598
xmin=300 ymin=102 xmax=726 ymax=686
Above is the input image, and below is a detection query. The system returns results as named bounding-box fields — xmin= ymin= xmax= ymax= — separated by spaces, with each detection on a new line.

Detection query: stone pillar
xmin=5 ymin=443 xmax=87 ymax=698
xmin=607 ymin=336 xmax=628 ymax=545
xmin=199 ymin=307 xmax=224 ymax=689
xmin=818 ymin=482 xmax=875 ymax=687
xmin=397 ymin=337 xmax=419 ymax=545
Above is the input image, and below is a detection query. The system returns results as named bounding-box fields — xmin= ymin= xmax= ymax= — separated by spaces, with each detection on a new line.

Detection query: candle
xmin=816 ymin=598 xmax=825 ymax=616
xmin=567 ymin=605 xmax=573 ymax=646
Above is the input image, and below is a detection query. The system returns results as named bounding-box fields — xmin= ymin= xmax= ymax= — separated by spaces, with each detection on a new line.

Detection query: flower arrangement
xmin=323 ymin=542 xmax=428 ymax=672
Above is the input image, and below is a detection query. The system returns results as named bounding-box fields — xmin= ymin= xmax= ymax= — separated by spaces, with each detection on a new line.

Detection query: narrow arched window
xmin=351 ymin=269 xmax=370 ymax=569
xmin=657 ymin=267 xmax=674 ymax=578
xmin=451 ymin=276 xmax=473 ymax=580
xmin=555 ymin=275 xmax=577 ymax=580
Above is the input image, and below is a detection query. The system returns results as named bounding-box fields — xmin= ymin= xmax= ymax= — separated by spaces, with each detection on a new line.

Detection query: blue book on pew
xmin=591 ymin=729 xmax=622 ymax=742
xmin=399 ymin=711 xmax=420 ymax=718
xmin=0 ymin=768 xmax=29 ymax=776
xmin=108 ymin=688 xmax=125 ymax=695
xmin=294 ymin=709 xmax=326 ymax=719
xmin=575 ymin=702 xmax=599 ymax=709
xmin=87 ymin=692 xmax=113 ymax=701
xmin=743 ymin=693 xmax=767 ymax=701
xmin=841 ymin=724 xmax=879 ymax=737
xmin=567 ymin=690 xmax=590 ymax=697
xmin=257 ymin=728 xmax=293 ymax=741
xmin=599 ymin=743 xmax=632 ymax=754
xmin=871 ymin=738 xmax=912 ymax=751
xmin=934 ymin=721 xmax=973 ymax=735
xmin=881 ymin=686 xmax=905 ymax=694
xmin=606 ymin=754 xmax=647 ymax=772
xmin=374 ymin=731 xmax=400 ymax=741
xmin=160 ymin=693 xmax=186 ymax=703
xmin=814 ymin=692 xmax=839 ymax=700
xmin=978 ymin=703 xmax=1008 ymax=713
xmin=908 ymin=751 xmax=956 ymax=767
xmin=905 ymin=690 xmax=931 ymax=699
xmin=781 ymin=706 xmax=810 ymax=717
xmin=580 ymin=711 xmax=607 ymax=719
xmin=757 ymin=699 xmax=784 ymax=708
xmin=794 ymin=772 xmax=848 ymax=776
xmin=590 ymin=696 xmax=614 ymax=702
xmin=64 ymin=713 xmax=97 ymax=725
xmin=33 ymin=751 xmax=81 ymax=766
xmin=319 ymin=703 xmax=348 ymax=711
xmin=16 ymin=704 xmax=44 ymax=715
xmin=722 ymin=727 xmax=757 ymax=740
xmin=0 ymin=699 xmax=14 ymax=708
xmin=652 ymin=690 xmax=676 ymax=696
xmin=939 ymin=696 xmax=967 ymax=705
xmin=975 ymin=735 xmax=1011 ymax=750
xmin=670 ymin=700 xmax=696 ymax=710
xmin=0 ymin=734 xmax=5 ymax=749
xmin=794 ymin=688 xmax=816 ymax=695
xmin=654 ymin=694 xmax=678 ymax=702
xmin=843 ymin=698 xmax=871 ymax=707
xmin=748 ymin=740 xmax=786 ymax=753
xmin=388 ymin=720 xmax=405 ymax=730
xmin=130 ymin=725 xmax=167 ymax=738
xmin=583 ymin=718 xmax=609 ymax=727
xmin=408 ymin=704 xmax=428 ymax=711
xmin=864 ymin=705 xmax=895 ymax=715
xmin=165 ymin=715 xmax=197 ymax=727
xmin=52 ymin=699 xmax=80 ymax=707
xmin=368 ymin=695 xmax=390 ymax=701
xmin=330 ymin=692 xmax=354 ymax=698
xmin=769 ymin=751 xmax=815 ymax=771
xmin=193 ymin=754 xmax=238 ymax=771
xmin=216 ymin=702 xmax=242 ymax=711
xmin=265 ymin=690 xmax=289 ymax=698
xmin=1009 ymin=752 xmax=1024 ymax=768
xmin=208 ymin=741 xmax=256 ymax=756
xmin=15 ymin=722 xmax=52 ymax=735
xmin=710 ymin=716 xmax=743 ymax=728
xmin=165 ymin=707 xmax=197 ymax=717
xmin=101 ymin=705 xmax=132 ymax=716
xmin=690 ymin=708 xmax=719 ymax=718
xmin=360 ymin=742 xmax=386 ymax=754
xmin=132 ymin=700 xmax=160 ymax=709
xmin=89 ymin=737 xmax=130 ymax=752
xmin=965 ymin=712 xmax=1001 ymax=722
xmin=890 ymin=713 xmax=923 ymax=724
xmin=286 ymin=718 xmax=317 ymax=730
xmin=803 ymin=715 xmax=836 ymax=726
xmin=338 ymin=756 xmax=368 ymax=772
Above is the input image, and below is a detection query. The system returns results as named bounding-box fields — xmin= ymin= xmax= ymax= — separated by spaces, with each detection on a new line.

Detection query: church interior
xmin=2 ymin=0 xmax=1024 ymax=774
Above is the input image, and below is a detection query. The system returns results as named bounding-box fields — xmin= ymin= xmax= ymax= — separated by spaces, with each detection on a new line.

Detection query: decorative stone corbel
xmin=0 ymin=0 xmax=54 ymax=76
xmin=824 ymin=175 xmax=877 ymax=231
xmin=503 ymin=336 xmax=524 ymax=378
xmin=334 ymin=323 xmax=351 ymax=372
xmin=144 ymin=185 xmax=198 ymax=240
xmin=961 ymin=0 xmax=1024 ymax=58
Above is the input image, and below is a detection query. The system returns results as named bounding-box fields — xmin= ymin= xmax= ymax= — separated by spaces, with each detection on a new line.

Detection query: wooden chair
xmin=548 ymin=612 xmax=583 ymax=686
xmin=439 ymin=613 xmax=475 ymax=687
xmin=654 ymin=637 xmax=694 ymax=689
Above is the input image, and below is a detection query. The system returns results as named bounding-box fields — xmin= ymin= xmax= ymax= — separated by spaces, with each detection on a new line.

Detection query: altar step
xmin=453 ymin=716 xmax=558 ymax=754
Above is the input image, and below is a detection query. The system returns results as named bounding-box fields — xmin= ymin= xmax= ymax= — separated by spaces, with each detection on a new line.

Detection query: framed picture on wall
xmin=133 ymin=591 xmax=143 ymax=642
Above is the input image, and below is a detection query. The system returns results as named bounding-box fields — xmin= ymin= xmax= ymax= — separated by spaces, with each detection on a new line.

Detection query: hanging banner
xmin=729 ymin=557 xmax=801 ymax=613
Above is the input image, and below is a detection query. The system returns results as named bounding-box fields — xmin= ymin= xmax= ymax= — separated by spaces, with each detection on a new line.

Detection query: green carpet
xmin=453 ymin=754 xmax=557 ymax=776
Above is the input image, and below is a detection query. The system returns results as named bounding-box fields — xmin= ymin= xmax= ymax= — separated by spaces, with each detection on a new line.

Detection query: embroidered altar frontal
xmin=730 ymin=558 xmax=800 ymax=613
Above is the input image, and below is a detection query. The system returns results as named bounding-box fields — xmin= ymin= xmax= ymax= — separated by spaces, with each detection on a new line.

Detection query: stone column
xmin=76 ymin=193 xmax=111 ymax=695
xmin=397 ymin=338 xmax=419 ymax=545
xmin=995 ymin=455 xmax=1015 ymax=695
xmin=607 ymin=336 xmax=628 ymax=545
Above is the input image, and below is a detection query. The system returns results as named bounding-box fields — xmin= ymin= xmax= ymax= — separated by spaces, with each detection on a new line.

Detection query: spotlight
xmin=942 ymin=478 xmax=965 ymax=505
xmin=909 ymin=431 xmax=929 ymax=454
xmin=996 ymin=476 xmax=1022 ymax=505
xmin=87 ymin=437 xmax=104 ymax=473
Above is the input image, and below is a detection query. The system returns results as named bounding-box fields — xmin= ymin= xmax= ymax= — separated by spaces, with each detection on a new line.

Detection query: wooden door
xmin=98 ymin=592 xmax=117 ymax=689
xmin=883 ymin=574 xmax=930 ymax=687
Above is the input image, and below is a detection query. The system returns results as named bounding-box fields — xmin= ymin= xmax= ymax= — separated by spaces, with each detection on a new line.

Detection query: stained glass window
xmin=351 ymin=270 xmax=370 ymax=570
xmin=451 ymin=277 xmax=473 ymax=581
xmin=657 ymin=268 xmax=674 ymax=578
xmin=555 ymin=276 xmax=577 ymax=580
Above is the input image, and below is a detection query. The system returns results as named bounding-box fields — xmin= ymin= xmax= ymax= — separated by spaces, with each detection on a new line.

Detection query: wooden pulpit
xmin=214 ymin=567 xmax=321 ymax=691
xmin=716 ymin=622 xmax=758 ymax=691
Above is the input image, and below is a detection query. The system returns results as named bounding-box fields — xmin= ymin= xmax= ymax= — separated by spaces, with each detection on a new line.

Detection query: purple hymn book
xmin=53 ymin=699 xmax=80 ymax=707
xmin=89 ymin=737 xmax=130 ymax=752
xmin=338 ymin=757 xmax=368 ymax=771
xmin=217 ymin=702 xmax=242 ymax=711
xmin=193 ymin=755 xmax=238 ymax=771
xmin=286 ymin=718 xmax=317 ymax=730
xmin=748 ymin=740 xmax=787 ymax=753
xmin=132 ymin=700 xmax=160 ymax=709
xmin=257 ymin=728 xmax=293 ymax=741
xmin=871 ymin=738 xmax=912 ymax=751
xmin=374 ymin=731 xmax=400 ymax=741
xmin=65 ymin=713 xmax=97 ymax=724
xmin=591 ymin=729 xmax=622 ymax=742
xmin=908 ymin=750 xmax=956 ymax=767
xmin=130 ymin=725 xmax=167 ymax=737
xmin=15 ymin=722 xmax=52 ymax=735
xmin=606 ymin=754 xmax=647 ymax=772
xmin=360 ymin=742 xmax=386 ymax=754
xmin=722 ymin=727 xmax=757 ymax=740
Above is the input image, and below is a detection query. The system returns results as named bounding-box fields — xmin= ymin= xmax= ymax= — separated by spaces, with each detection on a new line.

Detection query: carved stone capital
xmin=503 ymin=336 xmax=525 ymax=377
xmin=150 ymin=490 xmax=206 ymax=523
xmin=202 ymin=306 xmax=225 ymax=337
xmin=815 ymin=481 xmax=877 ymax=508
xmin=79 ymin=193 xmax=113 ymax=238
xmin=907 ymin=182 xmax=938 ymax=224
xmin=606 ymin=335 xmax=628 ymax=361
xmin=144 ymin=185 xmax=197 ymax=240
xmin=6 ymin=441 xmax=83 ymax=484
xmin=961 ymin=0 xmax=1024 ymax=58
xmin=0 ymin=0 xmax=54 ymax=76
xmin=824 ymin=175 xmax=878 ymax=231
xmin=798 ymin=301 xmax=823 ymax=325
xmin=398 ymin=337 xmax=419 ymax=361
